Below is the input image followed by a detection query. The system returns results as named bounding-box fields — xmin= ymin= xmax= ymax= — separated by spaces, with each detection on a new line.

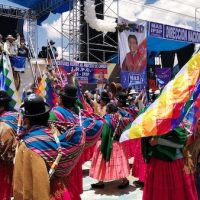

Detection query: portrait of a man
xmin=122 ymin=34 xmax=147 ymax=73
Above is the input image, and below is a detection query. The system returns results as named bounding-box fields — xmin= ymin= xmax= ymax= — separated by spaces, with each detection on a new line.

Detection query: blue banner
xmin=148 ymin=22 xmax=200 ymax=43
xmin=120 ymin=71 xmax=147 ymax=91
xmin=9 ymin=56 xmax=26 ymax=72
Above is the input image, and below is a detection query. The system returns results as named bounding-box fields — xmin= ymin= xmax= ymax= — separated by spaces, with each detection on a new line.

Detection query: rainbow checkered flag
xmin=35 ymin=73 xmax=57 ymax=108
xmin=0 ymin=54 xmax=21 ymax=110
xmin=120 ymin=52 xmax=200 ymax=141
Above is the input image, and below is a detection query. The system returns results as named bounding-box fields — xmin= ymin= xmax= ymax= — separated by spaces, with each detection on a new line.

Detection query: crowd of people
xmin=0 ymin=64 xmax=200 ymax=200
xmin=0 ymin=33 xmax=28 ymax=57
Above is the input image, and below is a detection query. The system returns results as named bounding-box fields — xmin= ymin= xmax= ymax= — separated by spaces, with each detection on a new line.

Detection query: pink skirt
xmin=132 ymin=138 xmax=147 ymax=182
xmin=67 ymin=161 xmax=83 ymax=200
xmin=143 ymin=158 xmax=198 ymax=200
xmin=50 ymin=175 xmax=72 ymax=200
xmin=79 ymin=145 xmax=95 ymax=165
xmin=122 ymin=139 xmax=136 ymax=159
xmin=0 ymin=162 xmax=13 ymax=200
xmin=90 ymin=140 xmax=130 ymax=181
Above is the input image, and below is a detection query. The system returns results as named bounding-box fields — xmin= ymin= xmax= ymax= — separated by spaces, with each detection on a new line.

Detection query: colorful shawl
xmin=0 ymin=111 xmax=18 ymax=132
xmin=50 ymin=106 xmax=104 ymax=148
xmin=101 ymin=113 xmax=133 ymax=161
xmin=23 ymin=125 xmax=85 ymax=177
xmin=119 ymin=106 xmax=138 ymax=119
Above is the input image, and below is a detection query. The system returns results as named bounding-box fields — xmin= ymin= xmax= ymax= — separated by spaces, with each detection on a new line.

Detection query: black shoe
xmin=118 ymin=180 xmax=129 ymax=189
xmin=133 ymin=180 xmax=144 ymax=188
xmin=91 ymin=183 xmax=105 ymax=189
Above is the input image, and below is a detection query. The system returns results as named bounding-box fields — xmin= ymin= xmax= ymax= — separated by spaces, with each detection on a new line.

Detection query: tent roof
xmin=8 ymin=0 xmax=73 ymax=14
xmin=7 ymin=0 xmax=73 ymax=24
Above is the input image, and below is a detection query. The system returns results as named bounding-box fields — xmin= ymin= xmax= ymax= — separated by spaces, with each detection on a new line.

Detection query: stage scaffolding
xmin=0 ymin=4 xmax=37 ymax=56
xmin=61 ymin=0 xmax=119 ymax=62
xmin=61 ymin=0 xmax=81 ymax=61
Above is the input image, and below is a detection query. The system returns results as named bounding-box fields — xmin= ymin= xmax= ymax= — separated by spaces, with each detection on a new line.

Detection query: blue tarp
xmin=8 ymin=0 xmax=74 ymax=24
xmin=8 ymin=0 xmax=42 ymax=8
xmin=147 ymin=36 xmax=190 ymax=52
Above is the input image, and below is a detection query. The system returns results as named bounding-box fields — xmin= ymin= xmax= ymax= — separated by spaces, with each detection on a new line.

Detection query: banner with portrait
xmin=119 ymin=17 xmax=147 ymax=90
xmin=56 ymin=60 xmax=108 ymax=84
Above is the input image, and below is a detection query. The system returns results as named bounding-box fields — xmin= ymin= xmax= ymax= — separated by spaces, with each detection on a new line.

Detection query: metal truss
xmin=81 ymin=0 xmax=119 ymax=63
xmin=26 ymin=17 xmax=38 ymax=58
xmin=0 ymin=4 xmax=28 ymax=19
xmin=61 ymin=0 xmax=119 ymax=62
xmin=61 ymin=0 xmax=81 ymax=60
xmin=0 ymin=3 xmax=37 ymax=55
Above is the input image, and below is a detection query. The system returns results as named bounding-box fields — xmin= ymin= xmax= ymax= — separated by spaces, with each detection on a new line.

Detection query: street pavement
xmin=81 ymin=161 xmax=143 ymax=200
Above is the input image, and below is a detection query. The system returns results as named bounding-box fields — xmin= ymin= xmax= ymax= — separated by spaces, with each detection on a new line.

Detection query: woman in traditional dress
xmin=90 ymin=103 xmax=132 ymax=189
xmin=142 ymin=127 xmax=198 ymax=200
xmin=0 ymin=90 xmax=18 ymax=200
xmin=49 ymin=84 xmax=104 ymax=200
xmin=13 ymin=94 xmax=86 ymax=200
xmin=187 ymin=118 xmax=200 ymax=199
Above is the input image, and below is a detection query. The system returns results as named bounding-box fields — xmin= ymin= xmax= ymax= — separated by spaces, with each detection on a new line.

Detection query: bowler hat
xmin=0 ymin=90 xmax=11 ymax=102
xmin=21 ymin=94 xmax=50 ymax=117
xmin=100 ymin=91 xmax=110 ymax=103
xmin=49 ymin=40 xmax=55 ymax=45
xmin=116 ymin=92 xmax=127 ymax=103
xmin=59 ymin=84 xmax=78 ymax=100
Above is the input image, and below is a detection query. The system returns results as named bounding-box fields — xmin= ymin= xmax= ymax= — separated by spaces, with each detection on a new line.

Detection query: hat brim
xmin=6 ymin=37 xmax=15 ymax=40
xmin=129 ymin=92 xmax=138 ymax=95
xmin=0 ymin=97 xmax=12 ymax=102
xmin=21 ymin=103 xmax=50 ymax=117
xmin=59 ymin=91 xmax=78 ymax=100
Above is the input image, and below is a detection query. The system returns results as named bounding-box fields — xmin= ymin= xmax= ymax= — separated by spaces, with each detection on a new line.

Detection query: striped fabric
xmin=0 ymin=55 xmax=21 ymax=110
xmin=50 ymin=106 xmax=104 ymax=148
xmin=0 ymin=111 xmax=18 ymax=131
xmin=23 ymin=125 xmax=85 ymax=177
xmin=120 ymin=52 xmax=200 ymax=141
xmin=104 ymin=113 xmax=133 ymax=138
xmin=183 ymin=93 xmax=200 ymax=133
xmin=118 ymin=107 xmax=138 ymax=118
xmin=75 ymin=79 xmax=93 ymax=114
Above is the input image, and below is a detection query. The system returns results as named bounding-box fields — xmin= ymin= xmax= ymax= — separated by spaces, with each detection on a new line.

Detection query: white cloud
xmin=56 ymin=46 xmax=69 ymax=60
xmin=117 ymin=0 xmax=197 ymax=30
xmin=42 ymin=11 xmax=69 ymax=39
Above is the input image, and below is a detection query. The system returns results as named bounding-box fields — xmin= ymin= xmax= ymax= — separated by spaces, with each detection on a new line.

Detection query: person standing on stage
xmin=0 ymin=34 xmax=4 ymax=53
xmin=4 ymin=35 xmax=18 ymax=56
